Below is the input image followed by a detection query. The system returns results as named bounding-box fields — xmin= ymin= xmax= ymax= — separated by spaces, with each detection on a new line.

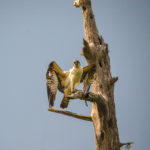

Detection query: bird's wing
xmin=46 ymin=70 xmax=59 ymax=107
xmin=49 ymin=61 xmax=66 ymax=78
xmin=81 ymin=64 xmax=95 ymax=82
xmin=46 ymin=61 xmax=65 ymax=107
xmin=80 ymin=64 xmax=95 ymax=107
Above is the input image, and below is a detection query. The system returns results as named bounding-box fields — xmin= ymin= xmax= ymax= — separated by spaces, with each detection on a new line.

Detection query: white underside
xmin=65 ymin=66 xmax=83 ymax=92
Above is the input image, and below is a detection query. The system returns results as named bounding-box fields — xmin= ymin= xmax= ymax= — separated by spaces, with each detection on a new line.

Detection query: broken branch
xmin=109 ymin=77 xmax=118 ymax=85
xmin=48 ymin=107 xmax=92 ymax=122
xmin=120 ymin=142 xmax=134 ymax=148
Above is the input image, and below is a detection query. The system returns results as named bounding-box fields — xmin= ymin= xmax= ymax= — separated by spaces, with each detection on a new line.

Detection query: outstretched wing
xmin=46 ymin=70 xmax=58 ymax=107
xmin=81 ymin=64 xmax=95 ymax=83
xmin=46 ymin=61 xmax=65 ymax=107
xmin=81 ymin=65 xmax=96 ymax=106
xmin=49 ymin=61 xmax=66 ymax=78
xmin=81 ymin=64 xmax=95 ymax=107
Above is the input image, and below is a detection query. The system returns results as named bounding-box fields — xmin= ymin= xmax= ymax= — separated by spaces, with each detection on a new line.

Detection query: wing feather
xmin=46 ymin=61 xmax=65 ymax=107
xmin=81 ymin=64 xmax=95 ymax=82
xmin=81 ymin=64 xmax=95 ymax=101
xmin=49 ymin=61 xmax=66 ymax=78
xmin=46 ymin=70 xmax=59 ymax=107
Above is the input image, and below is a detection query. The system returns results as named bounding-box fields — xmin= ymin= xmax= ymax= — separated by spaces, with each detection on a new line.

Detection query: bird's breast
xmin=64 ymin=67 xmax=83 ymax=89
xmin=70 ymin=67 xmax=83 ymax=83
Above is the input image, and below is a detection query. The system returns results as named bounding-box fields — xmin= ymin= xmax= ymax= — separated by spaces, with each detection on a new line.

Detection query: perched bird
xmin=46 ymin=60 xmax=95 ymax=109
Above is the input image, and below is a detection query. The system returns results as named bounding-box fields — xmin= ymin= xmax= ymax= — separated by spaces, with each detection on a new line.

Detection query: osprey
xmin=46 ymin=60 xmax=95 ymax=109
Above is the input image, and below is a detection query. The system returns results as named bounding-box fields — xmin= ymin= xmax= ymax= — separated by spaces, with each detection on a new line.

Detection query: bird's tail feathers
xmin=60 ymin=97 xmax=69 ymax=109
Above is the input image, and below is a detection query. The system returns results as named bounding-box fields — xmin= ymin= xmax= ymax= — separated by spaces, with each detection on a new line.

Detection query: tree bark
xmin=74 ymin=0 xmax=120 ymax=149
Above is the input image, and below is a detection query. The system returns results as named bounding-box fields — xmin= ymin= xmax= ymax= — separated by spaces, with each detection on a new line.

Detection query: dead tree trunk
xmin=74 ymin=0 xmax=120 ymax=150
xmin=48 ymin=0 xmax=133 ymax=149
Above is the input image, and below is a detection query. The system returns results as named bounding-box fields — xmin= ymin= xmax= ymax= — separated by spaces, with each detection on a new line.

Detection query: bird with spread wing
xmin=46 ymin=60 xmax=95 ymax=109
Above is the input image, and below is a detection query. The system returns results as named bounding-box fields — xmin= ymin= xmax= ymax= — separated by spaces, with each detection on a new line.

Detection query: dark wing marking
xmin=80 ymin=64 xmax=95 ymax=107
xmin=46 ymin=61 xmax=66 ymax=107
xmin=81 ymin=64 xmax=95 ymax=82
xmin=46 ymin=70 xmax=59 ymax=107
xmin=49 ymin=61 xmax=65 ymax=93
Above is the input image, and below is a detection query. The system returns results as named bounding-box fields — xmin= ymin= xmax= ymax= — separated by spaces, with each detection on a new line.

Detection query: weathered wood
xmin=67 ymin=90 xmax=108 ymax=116
xmin=48 ymin=107 xmax=92 ymax=121
xmin=67 ymin=90 xmax=107 ymax=103
xmin=120 ymin=142 xmax=134 ymax=148
xmin=74 ymin=0 xmax=120 ymax=149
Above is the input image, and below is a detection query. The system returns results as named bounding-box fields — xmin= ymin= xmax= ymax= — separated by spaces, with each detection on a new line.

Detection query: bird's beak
xmin=74 ymin=60 xmax=80 ymax=67
xmin=75 ymin=62 xmax=78 ymax=65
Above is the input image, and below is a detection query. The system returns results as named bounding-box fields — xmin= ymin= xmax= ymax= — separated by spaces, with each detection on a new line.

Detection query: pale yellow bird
xmin=46 ymin=60 xmax=95 ymax=109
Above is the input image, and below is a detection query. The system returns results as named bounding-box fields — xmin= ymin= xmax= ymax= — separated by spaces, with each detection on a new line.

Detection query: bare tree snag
xmin=48 ymin=0 xmax=127 ymax=149
xmin=74 ymin=0 xmax=120 ymax=150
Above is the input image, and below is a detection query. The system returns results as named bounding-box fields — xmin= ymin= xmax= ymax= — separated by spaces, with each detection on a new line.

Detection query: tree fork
xmin=74 ymin=0 xmax=120 ymax=150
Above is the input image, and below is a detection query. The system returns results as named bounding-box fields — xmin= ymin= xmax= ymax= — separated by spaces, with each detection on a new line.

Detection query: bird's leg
xmin=70 ymin=81 xmax=74 ymax=93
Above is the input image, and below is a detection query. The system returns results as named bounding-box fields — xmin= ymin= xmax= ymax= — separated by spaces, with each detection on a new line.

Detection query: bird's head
xmin=73 ymin=60 xmax=81 ymax=68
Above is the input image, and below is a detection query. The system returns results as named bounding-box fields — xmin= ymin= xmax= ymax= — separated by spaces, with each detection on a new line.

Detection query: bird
xmin=46 ymin=60 xmax=95 ymax=109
